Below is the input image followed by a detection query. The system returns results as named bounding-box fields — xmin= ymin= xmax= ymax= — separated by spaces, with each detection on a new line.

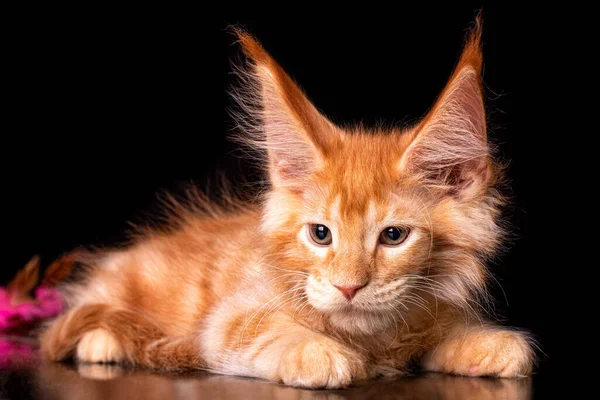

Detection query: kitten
xmin=39 ymin=21 xmax=535 ymax=389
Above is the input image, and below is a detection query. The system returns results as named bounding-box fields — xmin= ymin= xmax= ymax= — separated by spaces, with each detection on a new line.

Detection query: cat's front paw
xmin=423 ymin=329 xmax=534 ymax=378
xmin=277 ymin=335 xmax=367 ymax=389
xmin=76 ymin=328 xmax=124 ymax=363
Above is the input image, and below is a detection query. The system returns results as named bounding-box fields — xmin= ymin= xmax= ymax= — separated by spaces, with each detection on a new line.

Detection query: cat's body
xmin=40 ymin=22 xmax=535 ymax=389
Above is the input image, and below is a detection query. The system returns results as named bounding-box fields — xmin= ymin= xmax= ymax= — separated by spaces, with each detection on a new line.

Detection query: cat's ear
xmin=399 ymin=22 xmax=491 ymax=197
xmin=234 ymin=29 xmax=340 ymax=190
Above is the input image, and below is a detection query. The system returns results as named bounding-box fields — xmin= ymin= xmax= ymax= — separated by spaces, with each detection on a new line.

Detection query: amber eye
xmin=379 ymin=226 xmax=410 ymax=246
xmin=308 ymin=224 xmax=332 ymax=246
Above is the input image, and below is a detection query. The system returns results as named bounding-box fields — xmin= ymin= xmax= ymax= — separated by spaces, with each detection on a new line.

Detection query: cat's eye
xmin=308 ymin=224 xmax=332 ymax=246
xmin=379 ymin=226 xmax=410 ymax=246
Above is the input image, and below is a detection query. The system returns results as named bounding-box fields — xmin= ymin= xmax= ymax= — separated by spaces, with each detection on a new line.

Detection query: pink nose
xmin=333 ymin=284 xmax=366 ymax=300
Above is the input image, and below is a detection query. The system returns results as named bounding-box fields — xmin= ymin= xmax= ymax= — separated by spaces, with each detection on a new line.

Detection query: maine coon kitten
xmin=39 ymin=22 xmax=535 ymax=389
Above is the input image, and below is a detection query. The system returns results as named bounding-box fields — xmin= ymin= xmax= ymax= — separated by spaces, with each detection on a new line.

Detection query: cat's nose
xmin=333 ymin=283 xmax=366 ymax=300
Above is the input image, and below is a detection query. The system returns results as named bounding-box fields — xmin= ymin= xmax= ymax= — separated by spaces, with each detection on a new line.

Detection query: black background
xmin=5 ymin=3 xmax=580 ymax=396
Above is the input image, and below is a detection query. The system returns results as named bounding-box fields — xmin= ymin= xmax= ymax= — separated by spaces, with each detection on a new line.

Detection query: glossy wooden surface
xmin=1 ymin=360 xmax=532 ymax=400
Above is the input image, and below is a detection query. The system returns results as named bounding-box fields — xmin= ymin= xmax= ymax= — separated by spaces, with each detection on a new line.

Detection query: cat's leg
xmin=203 ymin=306 xmax=369 ymax=389
xmin=40 ymin=303 xmax=204 ymax=370
xmin=422 ymin=325 xmax=535 ymax=378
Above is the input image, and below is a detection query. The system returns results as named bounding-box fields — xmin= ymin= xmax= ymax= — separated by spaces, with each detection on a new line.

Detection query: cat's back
xmin=65 ymin=206 xmax=264 ymax=336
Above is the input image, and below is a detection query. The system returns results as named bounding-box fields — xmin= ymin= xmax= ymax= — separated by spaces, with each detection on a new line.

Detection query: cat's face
xmin=293 ymin=136 xmax=435 ymax=331
xmin=261 ymin=131 xmax=458 ymax=334
xmin=236 ymin=29 xmax=503 ymax=334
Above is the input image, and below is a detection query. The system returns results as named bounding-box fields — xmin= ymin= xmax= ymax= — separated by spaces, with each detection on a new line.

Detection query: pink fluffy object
xmin=0 ymin=254 xmax=74 ymax=335
xmin=0 ymin=286 xmax=63 ymax=333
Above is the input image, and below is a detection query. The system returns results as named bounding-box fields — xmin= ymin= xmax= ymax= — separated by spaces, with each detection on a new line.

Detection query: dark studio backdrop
xmin=5 ymin=3 xmax=576 ymax=395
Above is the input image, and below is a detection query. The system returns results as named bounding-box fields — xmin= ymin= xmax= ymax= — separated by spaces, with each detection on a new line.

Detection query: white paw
xmin=423 ymin=330 xmax=534 ymax=378
xmin=76 ymin=328 xmax=124 ymax=363
xmin=277 ymin=336 xmax=367 ymax=389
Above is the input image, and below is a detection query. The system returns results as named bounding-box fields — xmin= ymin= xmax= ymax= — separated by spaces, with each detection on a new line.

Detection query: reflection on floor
xmin=1 ymin=360 xmax=532 ymax=400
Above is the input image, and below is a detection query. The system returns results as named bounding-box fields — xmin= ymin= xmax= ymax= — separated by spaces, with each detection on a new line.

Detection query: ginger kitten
xmin=39 ymin=21 xmax=535 ymax=389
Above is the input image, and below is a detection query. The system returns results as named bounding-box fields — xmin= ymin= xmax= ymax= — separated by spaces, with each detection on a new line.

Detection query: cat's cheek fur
xmin=305 ymin=275 xmax=343 ymax=312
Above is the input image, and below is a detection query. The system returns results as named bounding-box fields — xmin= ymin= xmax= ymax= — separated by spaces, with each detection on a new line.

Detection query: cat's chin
xmin=328 ymin=308 xmax=391 ymax=336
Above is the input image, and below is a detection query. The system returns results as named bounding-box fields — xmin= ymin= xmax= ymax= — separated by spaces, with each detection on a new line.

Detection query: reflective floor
xmin=0 ymin=360 xmax=533 ymax=400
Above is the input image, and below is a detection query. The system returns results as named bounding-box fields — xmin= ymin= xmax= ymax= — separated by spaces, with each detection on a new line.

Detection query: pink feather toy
xmin=0 ymin=255 xmax=74 ymax=366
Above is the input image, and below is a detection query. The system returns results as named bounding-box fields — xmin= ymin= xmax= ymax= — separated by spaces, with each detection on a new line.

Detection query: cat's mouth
xmin=335 ymin=301 xmax=386 ymax=314
xmin=303 ymin=281 xmax=407 ymax=334
xmin=305 ymin=274 xmax=413 ymax=316
xmin=336 ymin=302 xmax=357 ymax=312
xmin=327 ymin=305 xmax=393 ymax=334
xmin=307 ymin=292 xmax=392 ymax=315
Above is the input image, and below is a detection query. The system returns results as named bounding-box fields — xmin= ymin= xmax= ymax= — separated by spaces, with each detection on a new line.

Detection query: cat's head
xmin=233 ymin=22 xmax=504 ymax=334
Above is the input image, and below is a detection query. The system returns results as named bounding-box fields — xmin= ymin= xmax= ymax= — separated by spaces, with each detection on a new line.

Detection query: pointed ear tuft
xmin=458 ymin=13 xmax=484 ymax=84
xmin=399 ymin=17 xmax=491 ymax=197
xmin=229 ymin=27 xmax=339 ymax=190
xmin=233 ymin=27 xmax=278 ymax=72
